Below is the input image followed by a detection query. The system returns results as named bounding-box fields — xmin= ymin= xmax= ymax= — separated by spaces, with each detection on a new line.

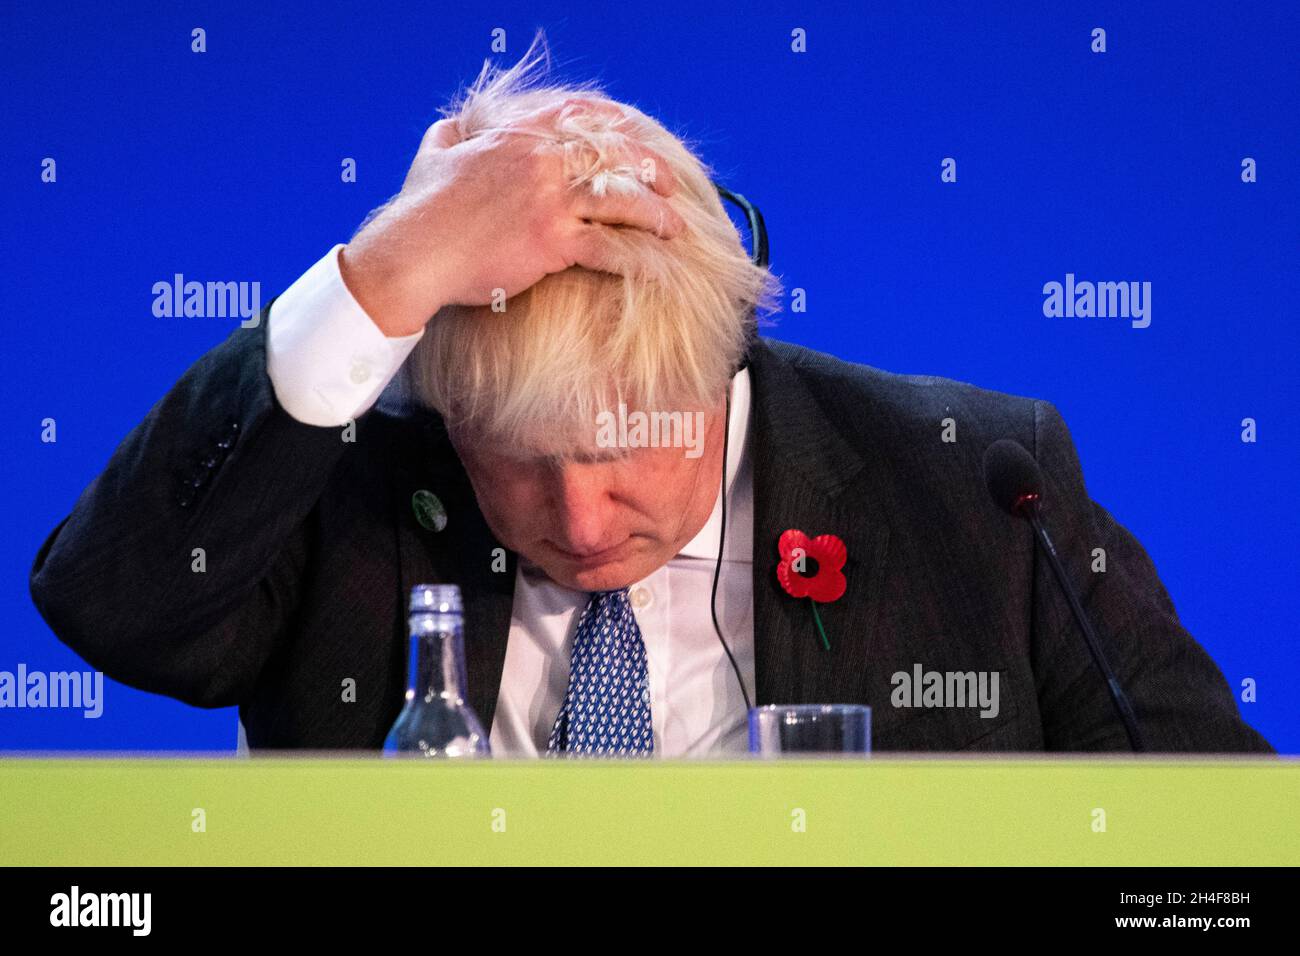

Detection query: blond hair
xmin=397 ymin=31 xmax=781 ymax=456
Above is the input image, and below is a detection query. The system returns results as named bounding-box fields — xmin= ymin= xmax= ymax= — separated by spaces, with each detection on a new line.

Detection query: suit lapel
xmin=746 ymin=340 xmax=892 ymax=708
xmin=388 ymin=412 xmax=517 ymax=732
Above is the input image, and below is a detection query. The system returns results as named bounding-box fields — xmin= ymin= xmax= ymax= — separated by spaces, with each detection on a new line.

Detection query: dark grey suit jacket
xmin=29 ymin=307 xmax=1271 ymax=752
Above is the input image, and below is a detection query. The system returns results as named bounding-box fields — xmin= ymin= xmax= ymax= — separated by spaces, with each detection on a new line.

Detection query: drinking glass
xmin=748 ymin=704 xmax=871 ymax=756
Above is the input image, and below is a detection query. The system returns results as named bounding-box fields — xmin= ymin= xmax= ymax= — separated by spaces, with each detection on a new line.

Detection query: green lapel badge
xmin=412 ymin=489 xmax=448 ymax=533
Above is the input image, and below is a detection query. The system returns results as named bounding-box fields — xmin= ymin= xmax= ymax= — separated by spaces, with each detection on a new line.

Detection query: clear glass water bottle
xmin=383 ymin=584 xmax=491 ymax=758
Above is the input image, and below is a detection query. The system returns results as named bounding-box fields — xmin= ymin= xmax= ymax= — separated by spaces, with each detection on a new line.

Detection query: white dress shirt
xmin=266 ymin=245 xmax=756 ymax=757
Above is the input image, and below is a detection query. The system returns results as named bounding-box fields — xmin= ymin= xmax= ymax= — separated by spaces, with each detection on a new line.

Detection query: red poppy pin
xmin=776 ymin=529 xmax=847 ymax=651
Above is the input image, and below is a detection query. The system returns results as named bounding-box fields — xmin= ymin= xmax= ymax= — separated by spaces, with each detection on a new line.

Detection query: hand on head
xmin=340 ymin=96 xmax=686 ymax=338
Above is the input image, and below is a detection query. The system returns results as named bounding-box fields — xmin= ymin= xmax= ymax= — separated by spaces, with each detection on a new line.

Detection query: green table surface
xmin=1 ymin=757 xmax=1296 ymax=866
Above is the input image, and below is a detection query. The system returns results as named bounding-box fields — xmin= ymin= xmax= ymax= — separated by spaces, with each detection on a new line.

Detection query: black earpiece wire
xmin=708 ymin=182 xmax=767 ymax=715
xmin=710 ymin=387 xmax=751 ymax=712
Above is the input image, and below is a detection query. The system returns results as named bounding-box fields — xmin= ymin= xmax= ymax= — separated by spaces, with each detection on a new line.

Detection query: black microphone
xmin=983 ymin=439 xmax=1147 ymax=752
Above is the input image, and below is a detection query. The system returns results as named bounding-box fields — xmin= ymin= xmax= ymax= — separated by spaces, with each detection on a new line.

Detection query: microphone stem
xmin=1025 ymin=507 xmax=1148 ymax=752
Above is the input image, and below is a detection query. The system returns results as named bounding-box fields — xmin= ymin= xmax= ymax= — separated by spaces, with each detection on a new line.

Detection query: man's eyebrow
xmin=546 ymin=448 xmax=630 ymax=466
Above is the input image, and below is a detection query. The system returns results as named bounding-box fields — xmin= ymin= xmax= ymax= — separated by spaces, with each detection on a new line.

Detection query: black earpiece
xmin=715 ymin=184 xmax=769 ymax=268
xmin=715 ymin=182 xmax=768 ymax=374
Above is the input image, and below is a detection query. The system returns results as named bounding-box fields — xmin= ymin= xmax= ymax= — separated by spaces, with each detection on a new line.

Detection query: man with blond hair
xmin=30 ymin=41 xmax=1270 ymax=755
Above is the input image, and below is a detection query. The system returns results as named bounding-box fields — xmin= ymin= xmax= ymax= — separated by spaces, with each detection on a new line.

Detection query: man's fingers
xmin=570 ymin=192 xmax=685 ymax=240
xmin=419 ymin=118 xmax=462 ymax=150
xmin=530 ymin=96 xmax=627 ymax=132
xmin=615 ymin=142 xmax=679 ymax=196
xmin=560 ymin=224 xmax=634 ymax=276
xmin=523 ymin=99 xmax=678 ymax=196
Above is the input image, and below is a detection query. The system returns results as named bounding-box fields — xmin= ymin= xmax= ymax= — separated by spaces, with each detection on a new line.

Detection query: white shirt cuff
xmin=266 ymin=244 xmax=425 ymax=426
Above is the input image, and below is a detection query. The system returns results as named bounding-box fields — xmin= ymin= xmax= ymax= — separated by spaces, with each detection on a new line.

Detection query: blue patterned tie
xmin=547 ymin=588 xmax=654 ymax=756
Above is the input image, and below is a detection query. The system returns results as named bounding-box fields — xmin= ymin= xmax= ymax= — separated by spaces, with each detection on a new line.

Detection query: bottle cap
xmin=410 ymin=584 xmax=462 ymax=615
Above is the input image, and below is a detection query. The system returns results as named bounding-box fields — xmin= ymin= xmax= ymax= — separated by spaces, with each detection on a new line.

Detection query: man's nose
xmin=550 ymin=463 xmax=611 ymax=553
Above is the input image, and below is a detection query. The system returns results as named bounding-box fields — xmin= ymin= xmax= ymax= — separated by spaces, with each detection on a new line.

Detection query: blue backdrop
xmin=3 ymin=1 xmax=1296 ymax=751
